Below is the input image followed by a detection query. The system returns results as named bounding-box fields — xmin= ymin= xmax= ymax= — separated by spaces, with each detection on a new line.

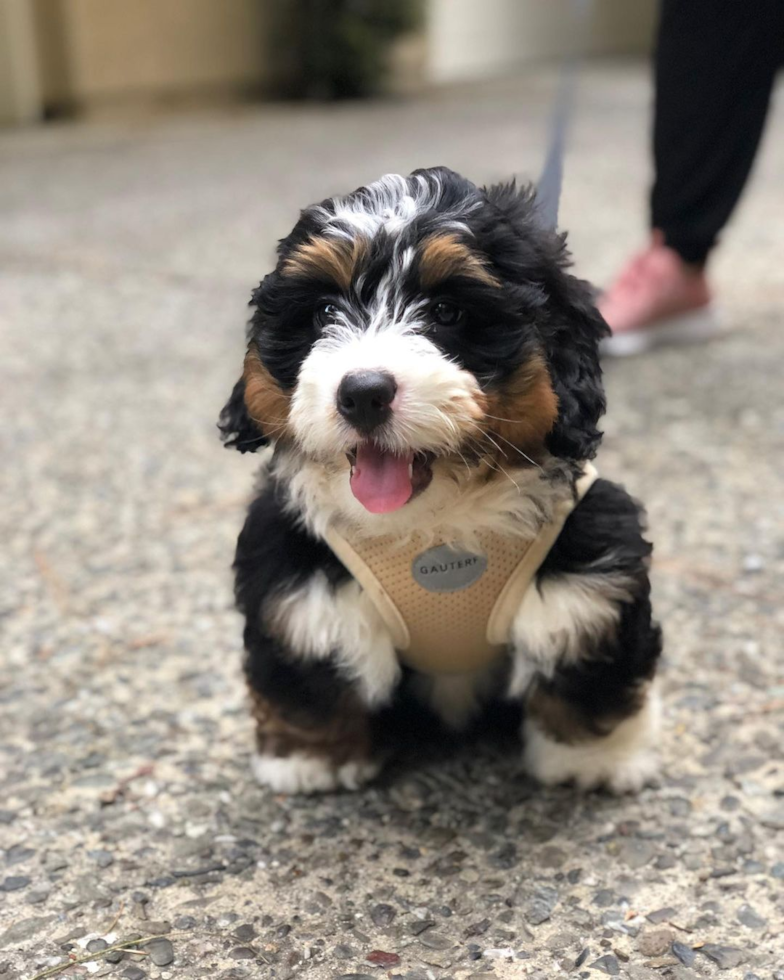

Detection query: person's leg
xmin=600 ymin=0 xmax=783 ymax=353
xmin=652 ymin=0 xmax=783 ymax=265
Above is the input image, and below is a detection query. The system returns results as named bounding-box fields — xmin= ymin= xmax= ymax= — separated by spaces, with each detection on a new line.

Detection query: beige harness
xmin=323 ymin=465 xmax=597 ymax=675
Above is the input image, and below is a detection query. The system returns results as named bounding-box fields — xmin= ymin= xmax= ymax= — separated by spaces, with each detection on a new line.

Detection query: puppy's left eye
xmin=314 ymin=302 xmax=339 ymax=328
xmin=431 ymin=300 xmax=463 ymax=327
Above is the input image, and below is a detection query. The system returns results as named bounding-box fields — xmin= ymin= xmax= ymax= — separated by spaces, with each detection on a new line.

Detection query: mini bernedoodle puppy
xmin=219 ymin=167 xmax=662 ymax=795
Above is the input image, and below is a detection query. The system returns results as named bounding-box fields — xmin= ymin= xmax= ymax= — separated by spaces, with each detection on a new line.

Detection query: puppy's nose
xmin=337 ymin=370 xmax=397 ymax=434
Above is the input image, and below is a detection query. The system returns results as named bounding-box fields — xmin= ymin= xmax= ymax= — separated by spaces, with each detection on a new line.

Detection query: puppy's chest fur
xmin=263 ymin=461 xmax=616 ymax=728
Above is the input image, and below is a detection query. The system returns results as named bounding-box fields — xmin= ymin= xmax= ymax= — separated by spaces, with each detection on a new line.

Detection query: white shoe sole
xmin=600 ymin=306 xmax=726 ymax=358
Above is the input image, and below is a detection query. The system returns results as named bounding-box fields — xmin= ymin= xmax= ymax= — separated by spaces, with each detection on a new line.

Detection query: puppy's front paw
xmin=523 ymin=696 xmax=661 ymax=794
xmin=251 ymin=752 xmax=380 ymax=794
xmin=523 ymin=725 xmax=658 ymax=793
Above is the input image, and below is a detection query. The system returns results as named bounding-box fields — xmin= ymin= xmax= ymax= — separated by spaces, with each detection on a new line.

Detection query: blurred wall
xmin=1 ymin=0 xmax=658 ymax=124
xmin=31 ymin=0 xmax=272 ymax=115
xmin=428 ymin=0 xmax=657 ymax=83
xmin=0 ymin=0 xmax=42 ymax=123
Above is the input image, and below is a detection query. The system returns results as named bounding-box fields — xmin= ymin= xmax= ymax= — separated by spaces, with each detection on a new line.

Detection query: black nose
xmin=337 ymin=370 xmax=397 ymax=434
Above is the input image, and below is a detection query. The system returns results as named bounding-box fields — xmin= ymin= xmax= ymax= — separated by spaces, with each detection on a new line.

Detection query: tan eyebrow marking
xmin=282 ymin=236 xmax=368 ymax=291
xmin=419 ymin=233 xmax=500 ymax=289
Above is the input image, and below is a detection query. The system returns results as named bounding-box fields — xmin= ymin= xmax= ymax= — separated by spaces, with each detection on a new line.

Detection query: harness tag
xmin=411 ymin=545 xmax=487 ymax=593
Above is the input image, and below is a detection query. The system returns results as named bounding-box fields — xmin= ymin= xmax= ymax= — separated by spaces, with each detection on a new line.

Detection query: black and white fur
xmin=219 ymin=168 xmax=662 ymax=794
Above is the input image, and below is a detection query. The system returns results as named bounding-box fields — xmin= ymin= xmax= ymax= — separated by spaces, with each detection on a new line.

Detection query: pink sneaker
xmin=598 ymin=237 xmax=723 ymax=357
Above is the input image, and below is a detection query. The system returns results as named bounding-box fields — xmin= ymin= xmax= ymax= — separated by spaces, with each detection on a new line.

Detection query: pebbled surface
xmin=1 ymin=65 xmax=783 ymax=980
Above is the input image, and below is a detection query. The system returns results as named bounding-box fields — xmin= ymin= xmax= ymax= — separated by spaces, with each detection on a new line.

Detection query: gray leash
xmin=535 ymin=0 xmax=592 ymax=231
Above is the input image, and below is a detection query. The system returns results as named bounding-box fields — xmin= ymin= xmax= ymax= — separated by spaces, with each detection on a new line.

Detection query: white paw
xmin=251 ymin=752 xmax=380 ymax=794
xmin=600 ymin=749 xmax=660 ymax=794
xmin=523 ymin=692 xmax=661 ymax=795
xmin=523 ymin=721 xmax=659 ymax=794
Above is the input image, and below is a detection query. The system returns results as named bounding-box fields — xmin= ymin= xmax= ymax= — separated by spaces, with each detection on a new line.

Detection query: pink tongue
xmin=350 ymin=444 xmax=414 ymax=514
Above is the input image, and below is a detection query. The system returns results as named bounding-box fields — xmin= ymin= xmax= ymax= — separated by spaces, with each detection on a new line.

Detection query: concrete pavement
xmin=1 ymin=64 xmax=783 ymax=979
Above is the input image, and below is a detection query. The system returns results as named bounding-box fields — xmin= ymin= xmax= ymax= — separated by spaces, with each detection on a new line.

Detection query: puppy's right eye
xmin=431 ymin=300 xmax=463 ymax=327
xmin=314 ymin=302 xmax=339 ymax=328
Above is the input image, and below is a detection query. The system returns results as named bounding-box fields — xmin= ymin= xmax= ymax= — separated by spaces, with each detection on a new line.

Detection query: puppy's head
xmin=220 ymin=167 xmax=607 ymax=516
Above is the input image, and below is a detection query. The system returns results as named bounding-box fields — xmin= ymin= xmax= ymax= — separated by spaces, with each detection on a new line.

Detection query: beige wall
xmin=0 ymin=0 xmax=42 ymax=123
xmin=427 ymin=0 xmax=658 ymax=83
xmin=32 ymin=0 xmax=272 ymax=112
xmin=2 ymin=0 xmax=658 ymax=125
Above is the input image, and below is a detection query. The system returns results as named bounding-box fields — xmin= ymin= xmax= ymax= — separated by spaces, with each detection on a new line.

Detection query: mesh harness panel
xmin=323 ymin=465 xmax=597 ymax=675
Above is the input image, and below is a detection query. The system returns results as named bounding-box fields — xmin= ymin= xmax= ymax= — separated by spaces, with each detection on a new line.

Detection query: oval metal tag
xmin=412 ymin=544 xmax=487 ymax=593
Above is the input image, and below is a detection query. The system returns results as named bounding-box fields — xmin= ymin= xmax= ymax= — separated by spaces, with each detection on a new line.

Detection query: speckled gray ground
xmin=1 ymin=64 xmax=783 ymax=980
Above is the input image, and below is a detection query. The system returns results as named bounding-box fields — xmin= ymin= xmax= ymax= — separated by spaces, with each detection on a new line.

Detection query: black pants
xmin=652 ymin=0 xmax=784 ymax=265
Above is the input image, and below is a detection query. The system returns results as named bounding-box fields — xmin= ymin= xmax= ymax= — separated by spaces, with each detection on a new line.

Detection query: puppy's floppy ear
xmin=218 ymin=376 xmax=267 ymax=453
xmin=543 ymin=277 xmax=608 ymax=462
xmin=481 ymin=180 xmax=608 ymax=462
xmin=218 ymin=274 xmax=276 ymax=454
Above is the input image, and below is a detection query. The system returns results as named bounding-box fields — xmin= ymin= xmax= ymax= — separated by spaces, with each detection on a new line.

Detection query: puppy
xmin=219 ymin=168 xmax=662 ymax=795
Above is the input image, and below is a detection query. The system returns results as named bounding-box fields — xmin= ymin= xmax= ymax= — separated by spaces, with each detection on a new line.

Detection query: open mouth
xmin=346 ymin=444 xmax=434 ymax=514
